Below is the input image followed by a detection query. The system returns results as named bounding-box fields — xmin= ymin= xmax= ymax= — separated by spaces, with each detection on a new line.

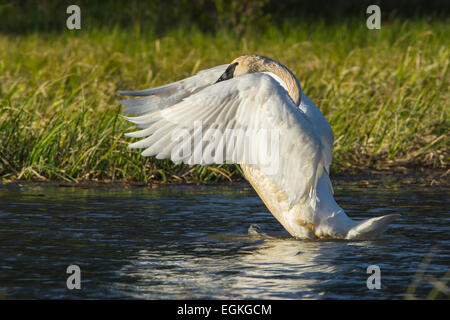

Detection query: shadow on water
xmin=0 ymin=178 xmax=448 ymax=299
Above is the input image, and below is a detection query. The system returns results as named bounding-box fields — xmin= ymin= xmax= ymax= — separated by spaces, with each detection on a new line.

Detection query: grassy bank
xmin=0 ymin=19 xmax=449 ymax=183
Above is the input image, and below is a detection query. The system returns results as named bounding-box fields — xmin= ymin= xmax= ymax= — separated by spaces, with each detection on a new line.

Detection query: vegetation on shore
xmin=0 ymin=16 xmax=448 ymax=183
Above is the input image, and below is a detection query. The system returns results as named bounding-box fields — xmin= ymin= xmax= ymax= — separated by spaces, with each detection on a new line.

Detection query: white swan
xmin=118 ymin=54 xmax=399 ymax=240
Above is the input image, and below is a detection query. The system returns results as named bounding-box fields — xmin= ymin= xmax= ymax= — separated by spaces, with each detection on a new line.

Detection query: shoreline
xmin=1 ymin=168 xmax=448 ymax=189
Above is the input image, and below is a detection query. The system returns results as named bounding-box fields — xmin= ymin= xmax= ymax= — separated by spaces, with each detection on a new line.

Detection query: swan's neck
xmin=272 ymin=64 xmax=301 ymax=105
xmin=259 ymin=60 xmax=302 ymax=105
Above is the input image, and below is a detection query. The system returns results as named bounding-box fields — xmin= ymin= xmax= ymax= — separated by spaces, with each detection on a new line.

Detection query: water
xmin=0 ymin=177 xmax=448 ymax=299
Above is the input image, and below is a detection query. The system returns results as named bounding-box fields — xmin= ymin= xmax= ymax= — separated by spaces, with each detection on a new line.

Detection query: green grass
xmin=0 ymin=18 xmax=449 ymax=183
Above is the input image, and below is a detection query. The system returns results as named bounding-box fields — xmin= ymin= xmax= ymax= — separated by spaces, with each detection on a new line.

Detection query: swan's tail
xmin=345 ymin=214 xmax=400 ymax=240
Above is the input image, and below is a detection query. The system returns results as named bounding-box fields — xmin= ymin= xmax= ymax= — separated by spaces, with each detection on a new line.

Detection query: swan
xmin=118 ymin=54 xmax=399 ymax=240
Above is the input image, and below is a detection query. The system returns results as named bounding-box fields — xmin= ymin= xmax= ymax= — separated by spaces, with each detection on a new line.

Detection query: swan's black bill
xmin=216 ymin=62 xmax=238 ymax=83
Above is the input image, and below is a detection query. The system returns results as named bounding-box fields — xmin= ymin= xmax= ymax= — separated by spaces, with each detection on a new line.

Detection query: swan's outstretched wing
xmin=118 ymin=65 xmax=228 ymax=115
xmin=122 ymin=73 xmax=324 ymax=209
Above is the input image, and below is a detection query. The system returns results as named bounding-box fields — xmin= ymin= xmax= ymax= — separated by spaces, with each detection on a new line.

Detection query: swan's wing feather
xmin=124 ymin=73 xmax=323 ymax=208
xmin=299 ymin=93 xmax=334 ymax=174
xmin=118 ymin=64 xmax=229 ymax=115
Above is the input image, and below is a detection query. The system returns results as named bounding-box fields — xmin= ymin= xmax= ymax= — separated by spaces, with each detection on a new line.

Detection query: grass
xmin=0 ymin=18 xmax=449 ymax=184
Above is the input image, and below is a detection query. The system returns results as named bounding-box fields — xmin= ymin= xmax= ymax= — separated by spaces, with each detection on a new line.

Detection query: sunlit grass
xmin=0 ymin=19 xmax=448 ymax=183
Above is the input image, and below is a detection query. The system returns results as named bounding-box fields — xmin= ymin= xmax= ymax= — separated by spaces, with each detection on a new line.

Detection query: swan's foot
xmin=345 ymin=214 xmax=400 ymax=240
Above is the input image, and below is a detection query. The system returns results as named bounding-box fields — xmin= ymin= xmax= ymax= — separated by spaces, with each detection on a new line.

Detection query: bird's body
xmin=118 ymin=55 xmax=398 ymax=239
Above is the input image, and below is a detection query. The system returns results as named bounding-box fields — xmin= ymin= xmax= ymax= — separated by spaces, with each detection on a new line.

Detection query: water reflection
xmin=114 ymin=237 xmax=337 ymax=299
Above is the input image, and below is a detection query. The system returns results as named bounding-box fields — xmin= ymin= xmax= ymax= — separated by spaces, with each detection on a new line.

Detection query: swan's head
xmin=216 ymin=54 xmax=302 ymax=105
xmin=216 ymin=55 xmax=275 ymax=82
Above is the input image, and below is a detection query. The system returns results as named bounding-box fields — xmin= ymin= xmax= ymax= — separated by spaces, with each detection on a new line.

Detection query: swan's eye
xmin=216 ymin=62 xmax=239 ymax=83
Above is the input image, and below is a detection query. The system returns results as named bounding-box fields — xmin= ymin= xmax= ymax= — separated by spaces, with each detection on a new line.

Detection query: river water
xmin=0 ymin=177 xmax=448 ymax=299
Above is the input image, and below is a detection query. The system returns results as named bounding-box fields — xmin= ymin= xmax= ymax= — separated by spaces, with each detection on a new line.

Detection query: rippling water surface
xmin=0 ymin=178 xmax=448 ymax=299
